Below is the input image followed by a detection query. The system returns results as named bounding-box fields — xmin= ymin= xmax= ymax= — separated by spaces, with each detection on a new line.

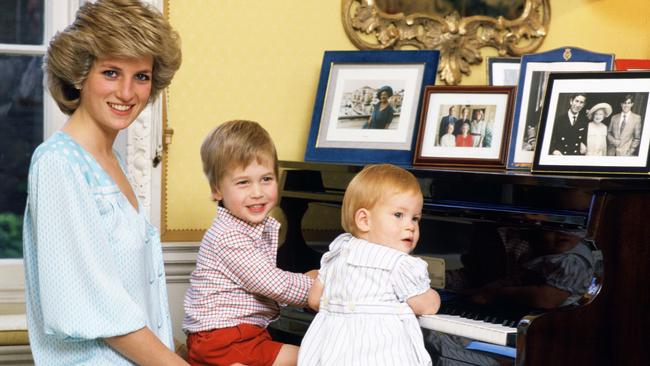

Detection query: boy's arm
xmin=407 ymin=289 xmax=441 ymax=316
xmin=219 ymin=232 xmax=312 ymax=306
xmin=307 ymin=279 xmax=324 ymax=311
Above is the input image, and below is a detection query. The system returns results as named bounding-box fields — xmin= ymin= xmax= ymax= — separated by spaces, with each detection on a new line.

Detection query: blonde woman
xmin=22 ymin=1 xmax=186 ymax=364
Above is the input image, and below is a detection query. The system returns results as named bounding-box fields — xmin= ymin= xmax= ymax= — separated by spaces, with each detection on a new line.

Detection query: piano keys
xmin=418 ymin=313 xmax=517 ymax=347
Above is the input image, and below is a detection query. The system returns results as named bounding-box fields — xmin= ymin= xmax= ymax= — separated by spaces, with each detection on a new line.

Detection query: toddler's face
xmin=213 ymin=159 xmax=278 ymax=225
xmin=365 ymin=190 xmax=423 ymax=253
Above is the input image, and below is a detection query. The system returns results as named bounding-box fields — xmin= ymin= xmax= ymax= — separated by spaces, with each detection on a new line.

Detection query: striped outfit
xmin=182 ymin=206 xmax=312 ymax=333
xmin=298 ymin=234 xmax=433 ymax=366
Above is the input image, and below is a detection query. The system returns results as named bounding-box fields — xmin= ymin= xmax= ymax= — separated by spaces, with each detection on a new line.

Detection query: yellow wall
xmin=164 ymin=0 xmax=650 ymax=233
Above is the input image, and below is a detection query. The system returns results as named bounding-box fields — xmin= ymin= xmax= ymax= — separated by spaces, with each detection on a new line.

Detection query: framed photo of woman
xmin=533 ymin=71 xmax=650 ymax=174
xmin=304 ymin=50 xmax=439 ymax=165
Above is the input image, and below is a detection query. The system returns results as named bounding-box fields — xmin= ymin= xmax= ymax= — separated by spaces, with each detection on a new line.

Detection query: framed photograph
xmin=413 ymin=86 xmax=516 ymax=169
xmin=304 ymin=50 xmax=439 ymax=165
xmin=615 ymin=59 xmax=650 ymax=71
xmin=487 ymin=57 xmax=521 ymax=86
xmin=533 ymin=71 xmax=650 ymax=175
xmin=507 ymin=47 xmax=614 ymax=169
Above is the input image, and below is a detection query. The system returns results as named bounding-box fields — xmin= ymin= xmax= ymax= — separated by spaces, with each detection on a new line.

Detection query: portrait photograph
xmin=508 ymin=47 xmax=614 ymax=169
xmin=413 ymin=86 xmax=515 ymax=169
xmin=534 ymin=71 xmax=650 ymax=174
xmin=304 ymin=50 xmax=439 ymax=165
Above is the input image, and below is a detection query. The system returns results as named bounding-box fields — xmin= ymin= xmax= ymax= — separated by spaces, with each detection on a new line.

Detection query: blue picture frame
xmin=507 ymin=47 xmax=614 ymax=170
xmin=304 ymin=50 xmax=439 ymax=165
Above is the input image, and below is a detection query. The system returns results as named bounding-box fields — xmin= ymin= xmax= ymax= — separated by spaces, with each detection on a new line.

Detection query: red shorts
xmin=186 ymin=324 xmax=283 ymax=366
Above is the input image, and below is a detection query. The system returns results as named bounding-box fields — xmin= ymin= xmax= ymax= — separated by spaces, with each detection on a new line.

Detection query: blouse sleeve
xmin=27 ymin=153 xmax=145 ymax=340
xmin=391 ymin=255 xmax=431 ymax=302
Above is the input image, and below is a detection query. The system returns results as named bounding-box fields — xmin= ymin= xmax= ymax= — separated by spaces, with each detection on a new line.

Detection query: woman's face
xmin=461 ymin=123 xmax=469 ymax=134
xmin=78 ymin=56 xmax=153 ymax=134
xmin=592 ymin=109 xmax=605 ymax=123
xmin=379 ymin=91 xmax=390 ymax=103
xmin=447 ymin=123 xmax=455 ymax=134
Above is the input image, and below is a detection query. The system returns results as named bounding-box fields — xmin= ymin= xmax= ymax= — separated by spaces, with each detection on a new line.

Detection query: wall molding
xmin=0 ymin=345 xmax=33 ymax=365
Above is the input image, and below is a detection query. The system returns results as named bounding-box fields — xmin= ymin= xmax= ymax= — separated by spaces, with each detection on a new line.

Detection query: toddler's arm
xmin=307 ymin=279 xmax=324 ymax=311
xmin=407 ymin=289 xmax=441 ymax=316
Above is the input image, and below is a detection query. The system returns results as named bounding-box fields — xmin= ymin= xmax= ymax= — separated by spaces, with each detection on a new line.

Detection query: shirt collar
xmin=216 ymin=205 xmax=279 ymax=239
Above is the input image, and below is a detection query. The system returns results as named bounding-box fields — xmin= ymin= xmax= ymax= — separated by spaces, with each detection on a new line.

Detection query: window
xmin=0 ymin=1 xmax=76 ymax=303
xmin=0 ymin=0 xmax=165 ymax=306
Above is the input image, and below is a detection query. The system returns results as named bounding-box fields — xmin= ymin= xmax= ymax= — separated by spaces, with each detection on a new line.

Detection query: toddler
xmin=298 ymin=164 xmax=440 ymax=366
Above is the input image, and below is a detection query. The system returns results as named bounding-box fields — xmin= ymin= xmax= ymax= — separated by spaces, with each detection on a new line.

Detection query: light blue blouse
xmin=22 ymin=131 xmax=174 ymax=365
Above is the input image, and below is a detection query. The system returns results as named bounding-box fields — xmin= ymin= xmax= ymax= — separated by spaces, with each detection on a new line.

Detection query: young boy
xmin=183 ymin=120 xmax=317 ymax=366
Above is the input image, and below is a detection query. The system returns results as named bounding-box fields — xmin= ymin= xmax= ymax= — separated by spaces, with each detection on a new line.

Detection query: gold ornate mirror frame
xmin=342 ymin=0 xmax=550 ymax=85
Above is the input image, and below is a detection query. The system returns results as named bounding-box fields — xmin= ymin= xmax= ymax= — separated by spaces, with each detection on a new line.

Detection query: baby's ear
xmin=354 ymin=208 xmax=371 ymax=233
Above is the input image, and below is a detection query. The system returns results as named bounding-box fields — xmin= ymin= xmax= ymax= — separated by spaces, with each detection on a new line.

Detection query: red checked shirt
xmin=182 ymin=206 xmax=312 ymax=333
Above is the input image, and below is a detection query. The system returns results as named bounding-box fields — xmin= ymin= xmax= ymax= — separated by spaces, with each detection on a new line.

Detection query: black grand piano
xmin=270 ymin=160 xmax=650 ymax=366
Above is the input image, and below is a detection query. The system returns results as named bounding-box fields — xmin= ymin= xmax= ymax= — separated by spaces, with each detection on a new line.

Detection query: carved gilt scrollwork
xmin=342 ymin=0 xmax=550 ymax=85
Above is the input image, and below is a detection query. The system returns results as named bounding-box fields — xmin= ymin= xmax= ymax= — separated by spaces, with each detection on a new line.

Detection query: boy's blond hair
xmin=341 ymin=164 xmax=422 ymax=236
xmin=45 ymin=0 xmax=182 ymax=115
xmin=200 ymin=120 xmax=278 ymax=194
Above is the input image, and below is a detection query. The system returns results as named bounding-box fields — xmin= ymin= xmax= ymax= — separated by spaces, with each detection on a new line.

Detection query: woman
xmin=586 ymin=102 xmax=612 ymax=156
xmin=440 ymin=122 xmax=457 ymax=147
xmin=22 ymin=1 xmax=187 ymax=364
xmin=364 ymin=85 xmax=395 ymax=129
xmin=456 ymin=122 xmax=474 ymax=147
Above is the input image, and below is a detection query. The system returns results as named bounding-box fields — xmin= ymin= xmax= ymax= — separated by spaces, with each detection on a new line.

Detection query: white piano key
xmin=419 ymin=314 xmax=517 ymax=346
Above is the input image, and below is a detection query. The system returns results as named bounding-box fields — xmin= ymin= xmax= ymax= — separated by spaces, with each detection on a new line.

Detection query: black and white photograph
xmin=507 ymin=47 xmax=614 ymax=169
xmin=413 ymin=86 xmax=515 ymax=169
xmin=534 ymin=71 xmax=650 ymax=174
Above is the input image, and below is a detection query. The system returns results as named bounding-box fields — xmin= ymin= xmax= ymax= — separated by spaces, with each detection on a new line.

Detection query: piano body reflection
xmin=271 ymin=161 xmax=650 ymax=366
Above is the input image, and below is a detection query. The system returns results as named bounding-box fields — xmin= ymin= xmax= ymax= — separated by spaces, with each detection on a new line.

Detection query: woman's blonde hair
xmin=44 ymin=0 xmax=182 ymax=115
xmin=341 ymin=164 xmax=422 ymax=236
xmin=200 ymin=120 xmax=278 ymax=195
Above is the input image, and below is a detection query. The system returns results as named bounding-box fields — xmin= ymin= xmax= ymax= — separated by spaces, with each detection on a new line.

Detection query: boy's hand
xmin=304 ymin=269 xmax=319 ymax=280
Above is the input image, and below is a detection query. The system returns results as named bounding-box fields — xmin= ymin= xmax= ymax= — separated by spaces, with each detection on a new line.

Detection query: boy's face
xmin=213 ymin=159 xmax=278 ymax=225
xmin=362 ymin=190 xmax=423 ymax=253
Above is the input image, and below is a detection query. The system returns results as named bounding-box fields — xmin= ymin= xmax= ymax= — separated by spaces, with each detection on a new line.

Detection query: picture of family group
xmin=336 ymin=83 xmax=404 ymax=130
xmin=434 ymin=104 xmax=497 ymax=148
xmin=547 ymin=92 xmax=647 ymax=156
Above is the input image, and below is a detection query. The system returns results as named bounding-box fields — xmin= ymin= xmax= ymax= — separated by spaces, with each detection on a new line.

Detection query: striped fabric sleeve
xmin=391 ymin=256 xmax=431 ymax=302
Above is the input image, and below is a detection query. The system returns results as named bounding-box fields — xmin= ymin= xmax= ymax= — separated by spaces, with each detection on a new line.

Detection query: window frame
xmin=0 ymin=0 xmax=166 ymax=309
